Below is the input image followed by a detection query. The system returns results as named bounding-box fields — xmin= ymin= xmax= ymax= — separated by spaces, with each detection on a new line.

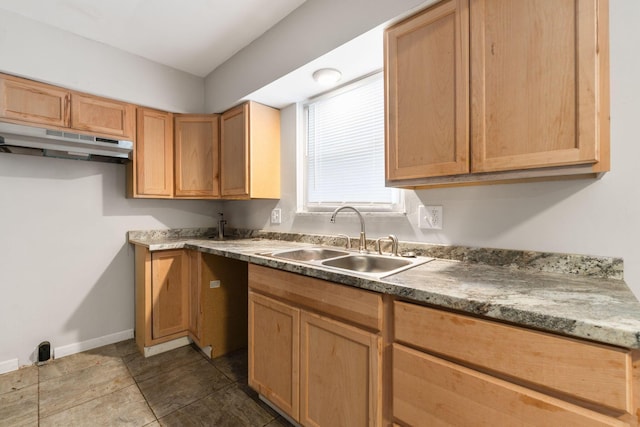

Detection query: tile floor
xmin=0 ymin=340 xmax=292 ymax=426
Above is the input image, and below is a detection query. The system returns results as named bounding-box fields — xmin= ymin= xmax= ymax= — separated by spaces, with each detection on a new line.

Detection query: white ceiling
xmin=246 ymin=25 xmax=384 ymax=108
xmin=0 ymin=0 xmax=307 ymax=77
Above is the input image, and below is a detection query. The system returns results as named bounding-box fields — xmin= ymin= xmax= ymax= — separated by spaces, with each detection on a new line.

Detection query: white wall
xmin=204 ymin=0 xmax=430 ymax=112
xmin=0 ymin=9 xmax=204 ymax=112
xmin=0 ymin=155 xmax=220 ymax=369
xmin=0 ymin=10 xmax=220 ymax=369
xmin=224 ymin=1 xmax=640 ymax=299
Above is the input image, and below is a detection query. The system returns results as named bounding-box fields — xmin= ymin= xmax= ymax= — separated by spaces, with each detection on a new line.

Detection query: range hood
xmin=0 ymin=122 xmax=133 ymax=164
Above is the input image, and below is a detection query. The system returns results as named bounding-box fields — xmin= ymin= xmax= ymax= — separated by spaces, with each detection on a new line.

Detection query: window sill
xmin=295 ymin=211 xmax=407 ymax=218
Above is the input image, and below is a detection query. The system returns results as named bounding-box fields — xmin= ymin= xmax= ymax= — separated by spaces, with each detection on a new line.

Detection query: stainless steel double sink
xmin=259 ymin=246 xmax=432 ymax=279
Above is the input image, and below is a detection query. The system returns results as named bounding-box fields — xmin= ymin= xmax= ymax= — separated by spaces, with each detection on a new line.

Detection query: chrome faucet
xmin=330 ymin=206 xmax=367 ymax=253
xmin=217 ymin=212 xmax=227 ymax=239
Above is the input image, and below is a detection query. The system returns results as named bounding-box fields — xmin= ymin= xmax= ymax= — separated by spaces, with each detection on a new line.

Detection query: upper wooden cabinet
xmin=0 ymin=74 xmax=70 ymax=128
xmin=132 ymin=107 xmax=174 ymax=198
xmin=0 ymin=73 xmax=136 ymax=140
xmin=70 ymin=93 xmax=135 ymax=140
xmin=385 ymin=0 xmax=610 ymax=188
xmin=131 ymin=103 xmax=279 ymax=200
xmin=471 ymin=0 xmax=605 ymax=173
xmin=220 ymin=101 xmax=281 ymax=199
xmin=386 ymin=0 xmax=469 ymax=180
xmin=174 ymin=114 xmax=220 ymax=198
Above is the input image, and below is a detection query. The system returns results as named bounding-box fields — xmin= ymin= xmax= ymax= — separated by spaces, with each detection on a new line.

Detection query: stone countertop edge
xmin=127 ymin=232 xmax=640 ymax=350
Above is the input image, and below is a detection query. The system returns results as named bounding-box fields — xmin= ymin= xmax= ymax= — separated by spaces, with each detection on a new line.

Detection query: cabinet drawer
xmin=394 ymin=301 xmax=631 ymax=411
xmin=393 ymin=344 xmax=629 ymax=427
xmin=248 ymin=264 xmax=382 ymax=331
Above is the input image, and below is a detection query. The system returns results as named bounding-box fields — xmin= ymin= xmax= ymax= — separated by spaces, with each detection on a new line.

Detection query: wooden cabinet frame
xmin=0 ymin=73 xmax=136 ymax=140
xmin=174 ymin=114 xmax=220 ymax=198
xmin=70 ymin=92 xmax=135 ymax=139
xmin=470 ymin=0 xmax=604 ymax=173
xmin=393 ymin=299 xmax=638 ymax=426
xmin=385 ymin=0 xmax=610 ymax=188
xmin=132 ymin=108 xmax=174 ymax=198
xmin=0 ymin=74 xmax=70 ymax=127
xmin=220 ymin=101 xmax=280 ymax=199
xmin=248 ymin=264 xmax=382 ymax=426
xmin=135 ymin=246 xmax=189 ymax=352
xmin=385 ymin=0 xmax=470 ymax=180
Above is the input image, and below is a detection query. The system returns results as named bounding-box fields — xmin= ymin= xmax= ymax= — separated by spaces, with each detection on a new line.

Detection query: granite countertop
xmin=128 ymin=230 xmax=640 ymax=350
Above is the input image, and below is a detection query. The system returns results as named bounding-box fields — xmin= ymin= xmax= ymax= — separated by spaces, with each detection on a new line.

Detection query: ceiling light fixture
xmin=312 ymin=68 xmax=342 ymax=85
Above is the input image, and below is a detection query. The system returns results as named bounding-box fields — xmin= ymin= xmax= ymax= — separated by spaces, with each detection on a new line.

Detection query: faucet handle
xmin=336 ymin=234 xmax=351 ymax=249
xmin=376 ymin=235 xmax=399 ymax=256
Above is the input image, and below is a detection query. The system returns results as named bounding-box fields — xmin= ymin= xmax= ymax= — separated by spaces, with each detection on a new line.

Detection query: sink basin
xmin=321 ymin=254 xmax=413 ymax=274
xmin=271 ymin=247 xmax=350 ymax=262
xmin=260 ymin=246 xmax=432 ymax=278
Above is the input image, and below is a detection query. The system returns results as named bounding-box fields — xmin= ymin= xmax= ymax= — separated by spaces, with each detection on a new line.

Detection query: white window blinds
xmin=305 ymin=73 xmax=399 ymax=210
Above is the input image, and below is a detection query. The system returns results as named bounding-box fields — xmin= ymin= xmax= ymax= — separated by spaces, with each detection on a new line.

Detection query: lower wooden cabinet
xmin=135 ymin=247 xmax=189 ymax=352
xmin=249 ymin=291 xmax=300 ymax=419
xmin=197 ymin=252 xmax=248 ymax=357
xmin=150 ymin=249 xmax=189 ymax=340
xmin=133 ymin=255 xmax=640 ymax=426
xmin=393 ymin=300 xmax=638 ymax=427
xmin=248 ymin=264 xmax=382 ymax=426
xmin=134 ymin=246 xmax=247 ymax=357
xmin=300 ymin=310 xmax=381 ymax=427
xmin=393 ymin=344 xmax=627 ymax=427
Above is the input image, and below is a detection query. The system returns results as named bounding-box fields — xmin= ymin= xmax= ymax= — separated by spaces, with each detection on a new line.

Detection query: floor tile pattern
xmin=0 ymin=340 xmax=291 ymax=426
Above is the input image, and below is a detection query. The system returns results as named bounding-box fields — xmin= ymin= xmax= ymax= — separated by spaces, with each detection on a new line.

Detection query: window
xmin=302 ymin=72 xmax=402 ymax=212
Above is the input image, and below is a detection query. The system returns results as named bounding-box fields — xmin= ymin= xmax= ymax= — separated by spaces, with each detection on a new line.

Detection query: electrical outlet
xmin=418 ymin=205 xmax=443 ymax=230
xmin=270 ymin=208 xmax=282 ymax=225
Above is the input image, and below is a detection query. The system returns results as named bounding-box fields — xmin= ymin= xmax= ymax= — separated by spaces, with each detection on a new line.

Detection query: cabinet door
xmin=300 ymin=311 xmax=381 ymax=427
xmin=135 ymin=108 xmax=174 ymax=197
xmin=70 ymin=93 xmax=135 ymax=139
xmin=174 ymin=115 xmax=220 ymax=198
xmin=151 ymin=250 xmax=189 ymax=340
xmin=393 ymin=344 xmax=628 ymax=427
xmin=385 ymin=0 xmax=469 ymax=181
xmin=220 ymin=103 xmax=249 ymax=198
xmin=471 ymin=0 xmax=602 ymax=172
xmin=0 ymin=75 xmax=70 ymax=127
xmin=248 ymin=291 xmax=300 ymax=420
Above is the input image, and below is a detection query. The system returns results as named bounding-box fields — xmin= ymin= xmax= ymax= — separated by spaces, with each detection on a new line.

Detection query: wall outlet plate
xmin=270 ymin=208 xmax=282 ymax=225
xmin=418 ymin=205 xmax=443 ymax=230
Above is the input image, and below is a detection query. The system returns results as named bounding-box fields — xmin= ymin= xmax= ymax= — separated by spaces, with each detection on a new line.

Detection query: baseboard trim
xmin=143 ymin=336 xmax=192 ymax=358
xmin=54 ymin=329 xmax=135 ymax=359
xmin=259 ymin=395 xmax=301 ymax=427
xmin=0 ymin=358 xmax=19 ymax=375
